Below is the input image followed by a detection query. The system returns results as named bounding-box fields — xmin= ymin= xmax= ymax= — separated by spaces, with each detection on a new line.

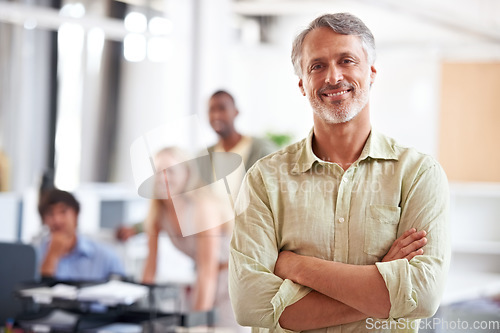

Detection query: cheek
xmin=66 ymin=213 xmax=78 ymax=227
xmin=44 ymin=219 xmax=55 ymax=229
xmin=208 ymin=112 xmax=218 ymax=122
xmin=301 ymin=79 xmax=315 ymax=96
xmin=310 ymin=77 xmax=324 ymax=91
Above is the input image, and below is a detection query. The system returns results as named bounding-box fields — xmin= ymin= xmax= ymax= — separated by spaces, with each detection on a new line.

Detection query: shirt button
xmin=342 ymin=178 xmax=348 ymax=183
xmin=338 ymin=217 xmax=345 ymax=223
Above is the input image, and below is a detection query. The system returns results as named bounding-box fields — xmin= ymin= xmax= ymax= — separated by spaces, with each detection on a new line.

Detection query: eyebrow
xmin=338 ymin=51 xmax=358 ymax=58
xmin=306 ymin=52 xmax=360 ymax=64
xmin=306 ymin=57 xmax=325 ymax=65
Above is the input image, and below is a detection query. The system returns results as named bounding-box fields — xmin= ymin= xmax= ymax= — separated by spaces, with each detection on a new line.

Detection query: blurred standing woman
xmin=141 ymin=147 xmax=237 ymax=329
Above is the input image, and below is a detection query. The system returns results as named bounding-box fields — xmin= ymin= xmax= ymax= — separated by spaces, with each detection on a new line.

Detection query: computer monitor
xmin=0 ymin=242 xmax=37 ymax=324
xmin=0 ymin=192 xmax=22 ymax=242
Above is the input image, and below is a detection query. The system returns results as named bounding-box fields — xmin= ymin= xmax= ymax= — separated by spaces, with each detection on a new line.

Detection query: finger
xmin=395 ymin=237 xmax=427 ymax=259
xmin=397 ymin=230 xmax=427 ymax=249
xmin=385 ymin=234 xmax=427 ymax=261
xmin=401 ymin=228 xmax=417 ymax=239
xmin=385 ymin=228 xmax=416 ymax=254
xmin=405 ymin=248 xmax=424 ymax=261
xmin=391 ymin=228 xmax=418 ymax=249
xmin=385 ymin=229 xmax=418 ymax=256
xmin=403 ymin=236 xmax=427 ymax=255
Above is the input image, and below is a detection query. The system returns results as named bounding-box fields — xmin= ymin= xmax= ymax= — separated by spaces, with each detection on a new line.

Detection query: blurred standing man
xmin=229 ymin=13 xmax=450 ymax=333
xmin=38 ymin=189 xmax=125 ymax=281
xmin=208 ymin=90 xmax=277 ymax=171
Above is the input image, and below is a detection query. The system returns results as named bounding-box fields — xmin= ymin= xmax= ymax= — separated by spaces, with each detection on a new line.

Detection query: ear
xmin=370 ymin=65 xmax=377 ymax=85
xmin=298 ymin=79 xmax=306 ymax=96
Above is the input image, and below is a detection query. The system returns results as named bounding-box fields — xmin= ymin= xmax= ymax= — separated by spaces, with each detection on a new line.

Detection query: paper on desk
xmin=19 ymin=284 xmax=78 ymax=303
xmin=77 ymin=280 xmax=148 ymax=306
xmin=85 ymin=323 xmax=143 ymax=333
xmin=18 ymin=309 xmax=79 ymax=331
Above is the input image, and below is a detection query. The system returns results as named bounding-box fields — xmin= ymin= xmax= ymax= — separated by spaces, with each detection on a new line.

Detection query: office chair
xmin=0 ymin=242 xmax=37 ymax=324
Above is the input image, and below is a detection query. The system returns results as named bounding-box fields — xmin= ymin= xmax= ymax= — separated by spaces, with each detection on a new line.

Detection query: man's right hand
xmin=41 ymin=231 xmax=75 ymax=276
xmin=46 ymin=231 xmax=74 ymax=259
xmin=382 ymin=228 xmax=427 ymax=262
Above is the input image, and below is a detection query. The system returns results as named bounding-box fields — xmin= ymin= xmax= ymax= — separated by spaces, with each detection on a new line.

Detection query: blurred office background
xmin=1 ymin=0 xmax=500 ymax=329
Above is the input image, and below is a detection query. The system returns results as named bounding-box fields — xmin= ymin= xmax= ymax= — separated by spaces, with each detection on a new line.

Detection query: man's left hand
xmin=382 ymin=228 xmax=427 ymax=262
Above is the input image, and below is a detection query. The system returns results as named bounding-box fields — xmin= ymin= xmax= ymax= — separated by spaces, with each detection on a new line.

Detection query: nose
xmin=47 ymin=214 xmax=64 ymax=231
xmin=209 ymin=108 xmax=222 ymax=121
xmin=325 ymin=64 xmax=343 ymax=85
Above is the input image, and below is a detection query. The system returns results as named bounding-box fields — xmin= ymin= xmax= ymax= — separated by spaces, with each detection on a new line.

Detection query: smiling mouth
xmin=323 ymin=89 xmax=351 ymax=97
xmin=211 ymin=120 xmax=225 ymax=130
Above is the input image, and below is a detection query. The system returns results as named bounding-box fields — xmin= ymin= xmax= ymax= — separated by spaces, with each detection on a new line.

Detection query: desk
xmin=14 ymin=281 xmax=217 ymax=333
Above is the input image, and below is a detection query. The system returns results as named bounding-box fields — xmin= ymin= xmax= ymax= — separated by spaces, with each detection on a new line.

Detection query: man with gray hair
xmin=229 ymin=13 xmax=450 ymax=332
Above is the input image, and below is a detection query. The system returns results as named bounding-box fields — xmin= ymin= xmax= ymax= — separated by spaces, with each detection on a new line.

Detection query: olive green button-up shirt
xmin=229 ymin=129 xmax=450 ymax=333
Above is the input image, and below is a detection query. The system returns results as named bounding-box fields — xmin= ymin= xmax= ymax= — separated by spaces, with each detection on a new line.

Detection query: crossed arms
xmin=274 ymin=228 xmax=426 ymax=330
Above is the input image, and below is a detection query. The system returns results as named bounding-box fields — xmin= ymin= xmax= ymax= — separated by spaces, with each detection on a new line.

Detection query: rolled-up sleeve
xmin=375 ymin=162 xmax=451 ymax=320
xmin=229 ymin=166 xmax=311 ymax=330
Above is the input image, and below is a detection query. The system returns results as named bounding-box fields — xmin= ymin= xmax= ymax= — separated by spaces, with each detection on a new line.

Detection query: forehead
xmin=46 ymin=202 xmax=73 ymax=213
xmin=301 ymin=27 xmax=366 ymax=63
xmin=209 ymin=94 xmax=233 ymax=107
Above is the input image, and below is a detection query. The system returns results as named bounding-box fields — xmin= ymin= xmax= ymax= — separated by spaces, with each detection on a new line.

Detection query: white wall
xmin=227 ymin=44 xmax=313 ymax=142
xmin=371 ymin=49 xmax=442 ymax=157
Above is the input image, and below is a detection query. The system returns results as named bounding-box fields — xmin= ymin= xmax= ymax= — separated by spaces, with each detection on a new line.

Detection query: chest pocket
xmin=364 ymin=204 xmax=401 ymax=258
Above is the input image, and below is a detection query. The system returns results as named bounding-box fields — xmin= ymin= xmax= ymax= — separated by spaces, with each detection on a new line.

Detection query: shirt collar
xmin=292 ymin=127 xmax=398 ymax=174
xmin=358 ymin=128 xmax=399 ymax=162
xmin=71 ymin=235 xmax=94 ymax=258
xmin=291 ymin=128 xmax=318 ymax=174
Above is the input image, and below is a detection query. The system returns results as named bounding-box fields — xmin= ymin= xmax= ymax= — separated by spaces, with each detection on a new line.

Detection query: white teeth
xmin=326 ymin=90 xmax=348 ymax=97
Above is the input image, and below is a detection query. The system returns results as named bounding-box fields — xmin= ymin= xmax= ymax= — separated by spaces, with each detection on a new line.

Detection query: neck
xmin=68 ymin=233 xmax=78 ymax=252
xmin=219 ymin=130 xmax=242 ymax=152
xmin=312 ymin=108 xmax=371 ymax=170
xmin=161 ymin=199 xmax=183 ymax=234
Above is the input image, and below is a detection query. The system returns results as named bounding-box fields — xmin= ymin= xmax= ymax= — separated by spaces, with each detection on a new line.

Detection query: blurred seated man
xmin=37 ymin=189 xmax=125 ymax=281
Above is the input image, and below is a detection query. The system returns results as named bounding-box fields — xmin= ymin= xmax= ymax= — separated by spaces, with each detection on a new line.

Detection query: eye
xmin=310 ymin=63 xmax=323 ymax=72
xmin=341 ymin=58 xmax=355 ymax=64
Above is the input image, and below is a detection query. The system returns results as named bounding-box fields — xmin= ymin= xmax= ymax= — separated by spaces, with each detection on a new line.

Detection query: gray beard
xmin=309 ymin=86 xmax=370 ymax=124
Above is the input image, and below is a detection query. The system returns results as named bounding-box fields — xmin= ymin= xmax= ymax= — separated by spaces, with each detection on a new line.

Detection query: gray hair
xmin=291 ymin=13 xmax=376 ymax=77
